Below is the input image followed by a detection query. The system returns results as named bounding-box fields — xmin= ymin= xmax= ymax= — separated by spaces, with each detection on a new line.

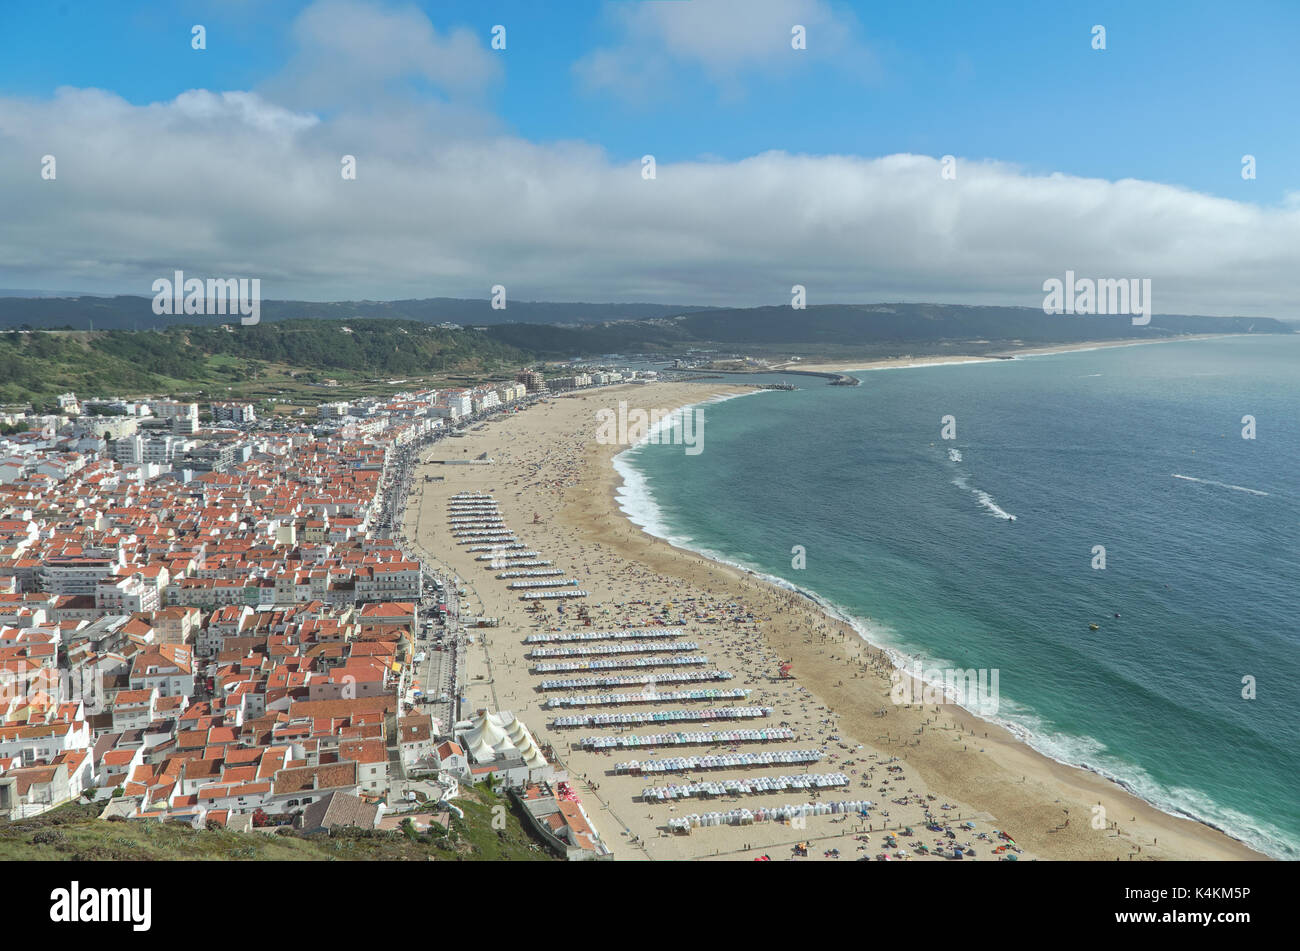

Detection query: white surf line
xmin=1172 ymin=474 xmax=1269 ymax=497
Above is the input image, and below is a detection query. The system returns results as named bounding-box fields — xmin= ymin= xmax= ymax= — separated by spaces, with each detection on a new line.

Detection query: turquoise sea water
xmin=614 ymin=336 xmax=1300 ymax=859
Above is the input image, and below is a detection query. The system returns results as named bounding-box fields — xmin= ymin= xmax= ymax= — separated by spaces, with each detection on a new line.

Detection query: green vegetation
xmin=0 ymin=320 xmax=531 ymax=406
xmin=0 ymin=786 xmax=554 ymax=862
xmin=4 ymin=304 xmax=1285 ymax=407
xmin=485 ymin=304 xmax=1290 ymax=358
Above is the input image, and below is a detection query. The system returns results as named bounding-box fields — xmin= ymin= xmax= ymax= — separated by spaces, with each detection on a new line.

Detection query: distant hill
xmin=0 ymin=288 xmax=105 ymax=298
xmin=0 ymin=295 xmax=712 ymax=331
xmin=0 ymin=295 xmax=1286 ymax=344
xmin=0 ymin=319 xmax=529 ymax=406
xmin=0 ymin=300 xmax=1288 ymax=405
xmin=484 ymin=303 xmax=1291 ymax=356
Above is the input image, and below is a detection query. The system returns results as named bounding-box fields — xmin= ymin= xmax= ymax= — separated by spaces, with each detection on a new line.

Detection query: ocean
xmin=614 ymin=336 xmax=1300 ymax=859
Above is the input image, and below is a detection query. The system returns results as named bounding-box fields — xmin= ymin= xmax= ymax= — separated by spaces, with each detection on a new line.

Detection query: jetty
xmin=703 ymin=367 xmax=861 ymax=386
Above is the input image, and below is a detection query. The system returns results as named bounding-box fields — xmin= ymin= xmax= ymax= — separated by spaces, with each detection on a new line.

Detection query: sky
xmin=1 ymin=0 xmax=1298 ymax=316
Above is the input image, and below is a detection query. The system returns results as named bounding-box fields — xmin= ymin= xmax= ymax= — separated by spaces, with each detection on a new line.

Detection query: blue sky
xmin=1 ymin=0 xmax=1297 ymax=313
xmin=5 ymin=1 xmax=1295 ymax=200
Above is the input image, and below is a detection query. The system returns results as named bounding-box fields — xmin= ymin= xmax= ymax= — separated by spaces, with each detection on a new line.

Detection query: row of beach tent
xmin=667 ymin=800 xmax=875 ymax=832
xmin=532 ymin=655 xmax=708 ymax=674
xmin=525 ymin=627 xmax=686 ymax=644
xmin=528 ymin=641 xmax=697 ymax=658
xmin=550 ymin=706 xmax=773 ymax=729
xmin=615 ymin=750 xmax=823 ymax=774
xmin=539 ymin=670 xmax=733 ymax=691
xmin=521 ymin=590 xmax=588 ymax=600
xmin=545 ymin=688 xmax=751 ymax=709
xmin=640 ymin=772 xmax=849 ymax=800
xmin=581 ymin=728 xmax=794 ymax=750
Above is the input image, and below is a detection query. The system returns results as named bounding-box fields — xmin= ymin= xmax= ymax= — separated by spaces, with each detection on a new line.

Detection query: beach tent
xmin=462 ymin=710 xmax=548 ymax=768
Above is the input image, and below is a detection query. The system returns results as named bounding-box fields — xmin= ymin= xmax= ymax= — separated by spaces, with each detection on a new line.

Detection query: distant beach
xmin=792 ymin=333 xmax=1243 ymax=374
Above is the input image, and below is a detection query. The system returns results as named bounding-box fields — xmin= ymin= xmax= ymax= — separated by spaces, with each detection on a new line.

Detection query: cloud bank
xmin=0 ymin=0 xmax=1296 ymax=318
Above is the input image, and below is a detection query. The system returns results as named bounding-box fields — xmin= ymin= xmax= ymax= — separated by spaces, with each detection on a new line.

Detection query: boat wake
xmin=1172 ymin=474 xmax=1269 ymax=497
xmin=951 ymin=473 xmax=1017 ymax=521
xmin=945 ymin=447 xmax=1016 ymax=520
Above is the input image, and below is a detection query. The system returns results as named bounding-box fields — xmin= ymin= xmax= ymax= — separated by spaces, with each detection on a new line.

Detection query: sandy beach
xmin=403 ymin=382 xmax=1264 ymax=862
xmin=792 ymin=334 xmax=1242 ymax=374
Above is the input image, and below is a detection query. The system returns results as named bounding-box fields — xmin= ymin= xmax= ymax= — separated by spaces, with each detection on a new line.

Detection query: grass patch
xmin=0 ymin=795 xmax=555 ymax=862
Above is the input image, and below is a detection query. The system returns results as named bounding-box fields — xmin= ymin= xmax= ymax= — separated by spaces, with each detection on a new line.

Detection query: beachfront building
xmin=494 ymin=383 xmax=527 ymax=404
xmin=515 ymin=371 xmax=546 ymax=394
xmin=545 ymin=374 xmax=592 ymax=394
xmin=471 ymin=389 xmax=501 ymax=414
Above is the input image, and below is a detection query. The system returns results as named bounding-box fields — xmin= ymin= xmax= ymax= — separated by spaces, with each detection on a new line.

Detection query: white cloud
xmin=575 ymin=0 xmax=876 ymax=100
xmin=263 ymin=0 xmax=500 ymax=109
xmin=0 ymin=1 xmax=1297 ymax=318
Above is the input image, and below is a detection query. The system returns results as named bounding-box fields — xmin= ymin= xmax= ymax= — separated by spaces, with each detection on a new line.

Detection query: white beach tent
xmin=462 ymin=710 xmax=548 ymax=769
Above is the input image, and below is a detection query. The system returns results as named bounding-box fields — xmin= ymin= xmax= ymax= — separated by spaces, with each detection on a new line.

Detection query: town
xmin=0 ymin=368 xmax=644 ymax=858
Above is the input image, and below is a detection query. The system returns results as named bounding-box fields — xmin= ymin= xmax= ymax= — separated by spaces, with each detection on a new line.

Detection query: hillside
xmin=0 ymin=787 xmax=555 ymax=862
xmin=0 ymin=320 xmax=530 ymax=407
xmin=0 ymin=294 xmax=711 ymax=331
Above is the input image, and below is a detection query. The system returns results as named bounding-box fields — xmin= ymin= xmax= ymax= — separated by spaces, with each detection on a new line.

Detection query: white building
xmin=211 ymin=402 xmax=256 ymax=424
